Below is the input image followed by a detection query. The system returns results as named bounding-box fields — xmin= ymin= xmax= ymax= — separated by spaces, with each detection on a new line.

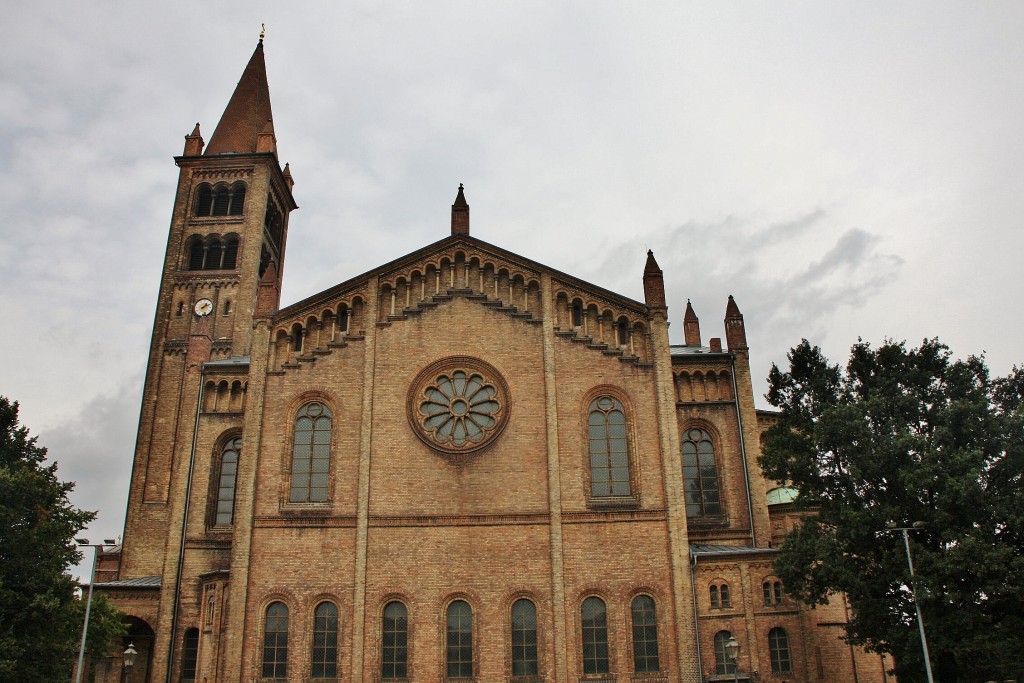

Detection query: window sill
xmin=587 ymin=495 xmax=640 ymax=510
xmin=278 ymin=501 xmax=332 ymax=516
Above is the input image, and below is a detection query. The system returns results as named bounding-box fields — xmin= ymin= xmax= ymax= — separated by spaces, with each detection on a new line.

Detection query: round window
xmin=408 ymin=357 xmax=510 ymax=454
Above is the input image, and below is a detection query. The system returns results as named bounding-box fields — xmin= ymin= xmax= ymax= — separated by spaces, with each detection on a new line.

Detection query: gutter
xmin=730 ymin=356 xmax=756 ymax=547
xmin=166 ymin=373 xmax=205 ymax=683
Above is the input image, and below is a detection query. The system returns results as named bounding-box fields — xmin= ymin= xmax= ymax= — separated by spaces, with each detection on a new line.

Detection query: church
xmin=93 ymin=39 xmax=894 ymax=683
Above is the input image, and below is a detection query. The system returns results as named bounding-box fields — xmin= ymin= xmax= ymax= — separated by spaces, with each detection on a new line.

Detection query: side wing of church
xmin=93 ymin=41 xmax=894 ymax=683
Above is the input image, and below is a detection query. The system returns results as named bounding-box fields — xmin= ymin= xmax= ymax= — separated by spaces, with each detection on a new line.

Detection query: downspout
xmin=730 ymin=356 xmax=757 ymax=547
xmin=690 ymin=551 xmax=705 ymax=682
xmin=166 ymin=372 xmax=205 ymax=683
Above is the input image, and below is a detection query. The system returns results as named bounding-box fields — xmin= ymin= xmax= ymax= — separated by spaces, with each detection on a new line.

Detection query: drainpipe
xmin=166 ymin=373 xmax=205 ymax=683
xmin=730 ymin=356 xmax=756 ymax=547
xmin=691 ymin=551 xmax=705 ymax=681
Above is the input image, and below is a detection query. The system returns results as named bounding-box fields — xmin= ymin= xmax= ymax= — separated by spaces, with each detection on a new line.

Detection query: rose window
xmin=408 ymin=357 xmax=510 ymax=454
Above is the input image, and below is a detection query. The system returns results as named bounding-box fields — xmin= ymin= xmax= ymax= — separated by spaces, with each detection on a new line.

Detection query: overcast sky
xmin=3 ymin=2 xmax=1022 ymax=576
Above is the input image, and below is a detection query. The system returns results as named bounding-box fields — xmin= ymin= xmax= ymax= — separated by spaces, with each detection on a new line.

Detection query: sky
xmin=2 ymin=2 xmax=1022 ymax=576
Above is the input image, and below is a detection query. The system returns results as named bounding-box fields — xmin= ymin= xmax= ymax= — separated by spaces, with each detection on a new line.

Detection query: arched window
xmin=763 ymin=580 xmax=783 ymax=605
xmin=631 ymin=595 xmax=660 ymax=673
xmin=446 ymin=600 xmax=473 ymax=678
xmin=769 ymin=627 xmax=792 ymax=674
xmin=205 ymin=238 xmax=224 ymax=270
xmin=311 ymin=601 xmax=339 ymax=679
xmin=682 ymin=427 xmax=722 ymax=516
xmin=709 ymin=585 xmax=719 ymax=608
xmin=195 ymin=184 xmax=213 ymax=216
xmin=290 ymin=402 xmax=332 ymax=503
xmin=511 ymin=599 xmax=538 ymax=678
xmin=214 ymin=437 xmax=241 ymax=526
xmin=262 ymin=602 xmax=289 ymax=679
xmin=229 ymin=182 xmax=246 ymax=215
xmin=714 ymin=631 xmax=736 ymax=675
xmin=381 ymin=602 xmax=408 ymax=680
xmin=212 ymin=185 xmax=231 ymax=215
xmin=188 ymin=238 xmax=205 ymax=270
xmin=720 ymin=583 xmax=731 ymax=608
xmin=181 ymin=627 xmax=199 ymax=681
xmin=222 ymin=236 xmax=239 ymax=269
xmin=588 ymin=397 xmax=631 ymax=498
xmin=571 ymin=301 xmax=583 ymax=327
xmin=581 ymin=597 xmax=609 ymax=675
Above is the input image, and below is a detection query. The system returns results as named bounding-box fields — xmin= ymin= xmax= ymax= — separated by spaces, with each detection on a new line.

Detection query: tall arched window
xmin=188 ymin=238 xmax=205 ymax=270
xmin=212 ymin=185 xmax=231 ymax=215
xmin=381 ymin=602 xmax=408 ymax=680
xmin=181 ymin=627 xmax=199 ymax=681
xmin=511 ymin=599 xmax=538 ymax=678
xmin=214 ymin=437 xmax=241 ymax=526
xmin=290 ymin=402 xmax=332 ymax=503
xmin=581 ymin=597 xmax=609 ymax=675
xmin=709 ymin=585 xmax=720 ymax=608
xmin=769 ymin=627 xmax=792 ymax=674
xmin=446 ymin=600 xmax=473 ymax=678
xmin=714 ymin=631 xmax=736 ymax=674
xmin=630 ymin=595 xmax=660 ymax=673
xmin=311 ymin=601 xmax=339 ymax=679
xmin=262 ymin=602 xmax=289 ymax=679
xmin=588 ymin=397 xmax=631 ymax=498
xmin=205 ymin=238 xmax=224 ymax=270
xmin=682 ymin=427 xmax=722 ymax=516
xmin=229 ymin=182 xmax=246 ymax=215
xmin=195 ymin=184 xmax=213 ymax=216
xmin=222 ymin=235 xmax=239 ymax=269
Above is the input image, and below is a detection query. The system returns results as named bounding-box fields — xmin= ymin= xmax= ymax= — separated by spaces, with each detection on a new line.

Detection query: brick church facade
xmin=94 ymin=40 xmax=894 ymax=683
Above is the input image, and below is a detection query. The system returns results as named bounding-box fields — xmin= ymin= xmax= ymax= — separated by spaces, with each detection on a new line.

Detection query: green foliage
xmin=0 ymin=397 xmax=125 ymax=682
xmin=761 ymin=339 xmax=1024 ymax=683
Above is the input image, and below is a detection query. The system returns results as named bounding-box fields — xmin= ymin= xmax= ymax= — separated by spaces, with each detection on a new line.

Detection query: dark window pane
xmin=682 ymin=428 xmax=720 ymax=516
xmin=581 ymin=597 xmax=609 ymax=674
xmin=181 ymin=628 xmax=199 ymax=680
xmin=631 ymin=595 xmax=660 ymax=672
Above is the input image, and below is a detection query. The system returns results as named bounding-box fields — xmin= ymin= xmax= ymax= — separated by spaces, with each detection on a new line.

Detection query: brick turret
xmin=642 ymin=250 xmax=666 ymax=309
xmin=451 ymin=183 xmax=469 ymax=235
xmin=725 ymin=294 xmax=747 ymax=351
xmin=683 ymin=299 xmax=701 ymax=347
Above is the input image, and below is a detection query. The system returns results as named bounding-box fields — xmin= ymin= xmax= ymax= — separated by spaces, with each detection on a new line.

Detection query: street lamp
xmin=74 ymin=539 xmax=104 ymax=683
xmin=724 ymin=636 xmax=740 ymax=683
xmin=886 ymin=521 xmax=935 ymax=683
xmin=122 ymin=642 xmax=138 ymax=682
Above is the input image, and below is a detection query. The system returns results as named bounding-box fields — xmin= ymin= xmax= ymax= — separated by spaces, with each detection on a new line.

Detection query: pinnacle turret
xmin=451 ymin=184 xmax=470 ymax=235
xmin=642 ymin=250 xmax=666 ymax=309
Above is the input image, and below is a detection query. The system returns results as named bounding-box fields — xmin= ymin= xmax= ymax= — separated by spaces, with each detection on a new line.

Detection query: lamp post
xmin=122 ymin=642 xmax=137 ymax=683
xmin=724 ymin=636 xmax=740 ymax=683
xmin=886 ymin=521 xmax=935 ymax=683
xmin=74 ymin=538 xmax=116 ymax=683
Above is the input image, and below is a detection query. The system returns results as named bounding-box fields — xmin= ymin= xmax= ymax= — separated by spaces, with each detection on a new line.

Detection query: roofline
xmin=275 ymin=233 xmax=650 ymax=322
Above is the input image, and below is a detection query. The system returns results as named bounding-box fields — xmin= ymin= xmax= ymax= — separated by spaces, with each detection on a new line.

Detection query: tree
xmin=0 ymin=397 xmax=125 ymax=682
xmin=760 ymin=339 xmax=1024 ymax=683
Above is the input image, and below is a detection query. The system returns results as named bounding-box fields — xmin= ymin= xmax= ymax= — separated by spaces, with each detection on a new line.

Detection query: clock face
xmin=194 ymin=299 xmax=214 ymax=316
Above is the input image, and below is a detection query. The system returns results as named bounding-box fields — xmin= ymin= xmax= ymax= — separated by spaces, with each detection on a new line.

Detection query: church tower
xmin=118 ymin=35 xmax=296 ymax=623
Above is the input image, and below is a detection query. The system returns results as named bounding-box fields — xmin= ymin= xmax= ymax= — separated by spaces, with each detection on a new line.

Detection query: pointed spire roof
xmin=684 ymin=299 xmax=698 ymax=321
xmin=205 ymin=41 xmax=275 ymax=155
xmin=643 ymin=249 xmax=662 ymax=276
xmin=725 ymin=294 xmax=742 ymax=318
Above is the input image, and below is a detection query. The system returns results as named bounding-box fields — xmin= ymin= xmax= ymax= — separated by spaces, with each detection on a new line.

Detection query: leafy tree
xmin=760 ymin=339 xmax=1024 ymax=683
xmin=0 ymin=397 xmax=125 ymax=682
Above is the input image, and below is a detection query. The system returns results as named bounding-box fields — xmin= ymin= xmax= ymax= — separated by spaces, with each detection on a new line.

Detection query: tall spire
xmin=205 ymin=41 xmax=275 ymax=155
xmin=451 ymin=183 xmax=470 ymax=235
